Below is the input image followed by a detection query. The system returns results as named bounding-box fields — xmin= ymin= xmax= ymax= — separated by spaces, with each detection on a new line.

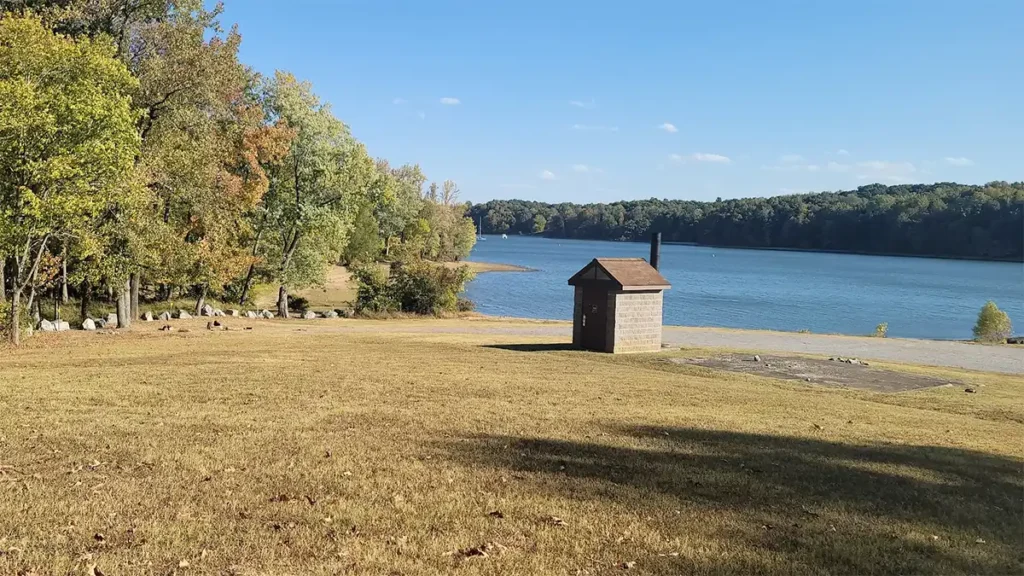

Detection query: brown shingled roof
xmin=568 ymin=258 xmax=671 ymax=291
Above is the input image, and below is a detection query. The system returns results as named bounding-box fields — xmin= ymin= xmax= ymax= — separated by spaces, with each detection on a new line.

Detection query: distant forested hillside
xmin=468 ymin=182 xmax=1024 ymax=261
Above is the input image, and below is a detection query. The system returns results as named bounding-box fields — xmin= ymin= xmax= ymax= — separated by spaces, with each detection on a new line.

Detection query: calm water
xmin=465 ymin=236 xmax=1024 ymax=340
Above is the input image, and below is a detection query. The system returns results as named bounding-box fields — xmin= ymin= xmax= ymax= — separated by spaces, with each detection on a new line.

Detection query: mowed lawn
xmin=0 ymin=320 xmax=1021 ymax=575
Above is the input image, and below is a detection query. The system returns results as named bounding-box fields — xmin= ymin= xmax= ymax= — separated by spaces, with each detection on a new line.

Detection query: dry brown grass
xmin=0 ymin=319 xmax=1021 ymax=575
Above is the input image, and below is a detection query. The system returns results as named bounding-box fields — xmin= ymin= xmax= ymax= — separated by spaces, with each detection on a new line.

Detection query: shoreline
xmin=516 ymin=235 xmax=1022 ymax=264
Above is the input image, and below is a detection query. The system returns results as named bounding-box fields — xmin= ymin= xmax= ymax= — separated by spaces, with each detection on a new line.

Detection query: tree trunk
xmin=238 ymin=263 xmax=256 ymax=305
xmin=0 ymin=258 xmax=6 ymax=304
xmin=80 ymin=278 xmax=91 ymax=321
xmin=194 ymin=284 xmax=207 ymax=316
xmin=116 ymin=279 xmax=131 ymax=329
xmin=276 ymin=285 xmax=288 ymax=318
xmin=26 ymin=286 xmax=38 ymax=324
xmin=130 ymin=273 xmax=140 ymax=319
xmin=9 ymin=288 xmax=20 ymax=345
xmin=60 ymin=258 xmax=69 ymax=304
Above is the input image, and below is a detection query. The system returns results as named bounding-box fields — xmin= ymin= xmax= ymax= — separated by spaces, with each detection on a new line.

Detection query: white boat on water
xmin=502 ymin=234 xmax=508 ymax=239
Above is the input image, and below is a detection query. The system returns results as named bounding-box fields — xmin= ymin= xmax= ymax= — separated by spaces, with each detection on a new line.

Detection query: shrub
xmin=288 ymin=296 xmax=310 ymax=313
xmin=973 ymin=301 xmax=1012 ymax=343
xmin=456 ymin=297 xmax=475 ymax=312
xmin=353 ymin=261 xmax=475 ymax=316
xmin=390 ymin=262 xmax=475 ymax=316
xmin=352 ymin=264 xmax=396 ymax=314
xmin=874 ymin=322 xmax=888 ymax=338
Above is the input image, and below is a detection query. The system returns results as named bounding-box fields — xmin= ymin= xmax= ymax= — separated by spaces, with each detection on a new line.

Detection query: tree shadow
xmin=482 ymin=343 xmax=578 ymax=352
xmin=443 ymin=425 xmax=1024 ymax=574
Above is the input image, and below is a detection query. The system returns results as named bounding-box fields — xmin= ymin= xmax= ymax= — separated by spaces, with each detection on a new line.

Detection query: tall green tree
xmin=254 ymin=72 xmax=362 ymax=317
xmin=0 ymin=15 xmax=139 ymax=343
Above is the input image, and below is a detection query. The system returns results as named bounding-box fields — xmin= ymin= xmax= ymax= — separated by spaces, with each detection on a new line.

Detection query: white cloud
xmin=659 ymin=122 xmax=678 ymax=133
xmin=944 ymin=156 xmax=975 ymax=167
xmin=780 ymin=154 xmax=805 ymax=163
xmin=572 ymin=124 xmax=618 ymax=132
xmin=762 ymin=162 xmax=821 ymax=172
xmin=569 ymin=99 xmax=597 ymax=109
xmin=439 ymin=97 xmax=461 ymax=105
xmin=417 ymin=111 xmax=426 ymax=120
xmin=692 ymin=153 xmax=731 ymax=163
xmin=669 ymin=153 xmax=684 ymax=162
xmin=540 ymin=170 xmax=557 ymax=181
xmin=392 ymin=97 xmax=406 ymax=105
xmin=827 ymin=161 xmax=850 ymax=172
xmin=837 ymin=149 xmax=850 ymax=156
xmin=572 ymin=164 xmax=590 ymax=173
xmin=854 ymin=160 xmax=917 ymax=183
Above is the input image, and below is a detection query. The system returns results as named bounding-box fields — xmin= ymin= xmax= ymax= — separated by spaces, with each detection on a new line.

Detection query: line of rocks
xmin=48 ymin=306 xmax=349 ymax=331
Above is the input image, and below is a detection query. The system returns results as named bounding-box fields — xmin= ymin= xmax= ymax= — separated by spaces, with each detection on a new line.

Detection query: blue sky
xmin=221 ymin=1 xmax=1023 ymax=204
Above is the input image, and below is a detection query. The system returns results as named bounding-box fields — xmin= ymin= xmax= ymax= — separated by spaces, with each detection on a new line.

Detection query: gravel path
xmin=330 ymin=322 xmax=1023 ymax=374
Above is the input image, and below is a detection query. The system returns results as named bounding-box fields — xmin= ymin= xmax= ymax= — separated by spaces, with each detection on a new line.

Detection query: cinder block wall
xmin=610 ymin=291 xmax=663 ymax=353
xmin=572 ymin=286 xmax=583 ymax=347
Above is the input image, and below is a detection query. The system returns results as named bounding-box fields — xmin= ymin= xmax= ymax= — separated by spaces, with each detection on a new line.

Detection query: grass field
xmin=1 ymin=319 xmax=1021 ymax=575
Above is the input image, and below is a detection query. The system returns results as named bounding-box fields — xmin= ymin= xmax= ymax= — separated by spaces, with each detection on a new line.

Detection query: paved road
xmin=329 ymin=322 xmax=1024 ymax=374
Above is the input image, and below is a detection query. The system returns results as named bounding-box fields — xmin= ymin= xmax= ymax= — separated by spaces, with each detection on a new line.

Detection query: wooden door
xmin=581 ymin=287 xmax=607 ymax=351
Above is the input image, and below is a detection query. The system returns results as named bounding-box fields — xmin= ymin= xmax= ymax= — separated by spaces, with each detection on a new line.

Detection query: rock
xmin=753 ymin=355 xmax=761 ymax=362
xmin=336 ymin=309 xmax=351 ymax=319
xmin=55 ymin=320 xmax=70 ymax=332
xmin=177 ymin=310 xmax=192 ymax=319
xmin=201 ymin=304 xmax=214 ymax=317
xmin=95 ymin=318 xmax=107 ymax=329
xmin=82 ymin=318 xmax=97 ymax=331
xmin=302 ymin=311 xmax=317 ymax=319
xmin=261 ymin=310 xmax=274 ymax=319
xmin=142 ymin=311 xmax=154 ymax=322
xmin=159 ymin=324 xmax=173 ymax=332
xmin=245 ymin=310 xmax=258 ymax=319
xmin=323 ymin=310 xmax=339 ymax=319
xmin=39 ymin=319 xmax=55 ymax=332
xmin=159 ymin=311 xmax=172 ymax=321
xmin=965 ymin=388 xmax=976 ymax=394
xmin=106 ymin=313 xmax=118 ymax=327
xmin=227 ymin=309 xmax=240 ymax=317
xmin=212 ymin=309 xmax=225 ymax=317
xmin=206 ymin=321 xmax=215 ymax=330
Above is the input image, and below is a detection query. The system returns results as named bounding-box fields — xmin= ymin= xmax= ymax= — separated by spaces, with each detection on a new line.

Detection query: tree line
xmin=469 ymin=182 xmax=1024 ymax=261
xmin=0 ymin=2 xmax=476 ymax=344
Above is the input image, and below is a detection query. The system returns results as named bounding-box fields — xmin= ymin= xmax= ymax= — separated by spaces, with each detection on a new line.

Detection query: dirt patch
xmin=672 ymin=353 xmax=957 ymax=393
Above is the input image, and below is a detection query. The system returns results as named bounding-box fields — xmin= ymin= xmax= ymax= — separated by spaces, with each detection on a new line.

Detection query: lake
xmin=465 ymin=236 xmax=1024 ymax=340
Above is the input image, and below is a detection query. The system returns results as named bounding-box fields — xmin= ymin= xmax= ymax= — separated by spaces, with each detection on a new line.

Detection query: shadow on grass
xmin=483 ymin=343 xmax=578 ymax=352
xmin=444 ymin=426 xmax=1024 ymax=574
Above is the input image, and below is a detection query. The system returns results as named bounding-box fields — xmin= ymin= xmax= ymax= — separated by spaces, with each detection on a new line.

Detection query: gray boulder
xmin=55 ymin=320 xmax=70 ymax=332
xmin=159 ymin=311 xmax=172 ymax=321
xmin=39 ymin=319 xmax=56 ymax=332
xmin=82 ymin=318 xmax=97 ymax=331
xmin=245 ymin=310 xmax=258 ymax=319
xmin=212 ymin=308 xmax=225 ymax=317
xmin=105 ymin=313 xmax=118 ymax=327
xmin=200 ymin=304 xmax=214 ymax=317
xmin=260 ymin=309 xmax=274 ymax=319
xmin=323 ymin=310 xmax=339 ymax=319
xmin=227 ymin=309 xmax=240 ymax=317
xmin=177 ymin=309 xmax=192 ymax=319
xmin=142 ymin=311 xmax=154 ymax=322
xmin=302 ymin=311 xmax=317 ymax=319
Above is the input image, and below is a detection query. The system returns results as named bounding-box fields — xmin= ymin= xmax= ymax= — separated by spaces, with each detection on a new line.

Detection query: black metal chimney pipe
xmin=650 ymin=232 xmax=662 ymax=270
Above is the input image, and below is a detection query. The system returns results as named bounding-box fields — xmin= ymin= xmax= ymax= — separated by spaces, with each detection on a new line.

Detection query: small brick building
xmin=568 ymin=257 xmax=671 ymax=353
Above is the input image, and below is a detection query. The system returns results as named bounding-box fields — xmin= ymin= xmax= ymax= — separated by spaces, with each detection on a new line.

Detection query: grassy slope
xmin=0 ymin=320 xmax=1021 ymax=575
